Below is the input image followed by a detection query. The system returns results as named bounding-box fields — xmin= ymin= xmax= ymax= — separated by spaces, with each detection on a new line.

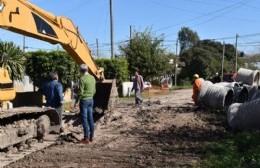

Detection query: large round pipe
xmin=199 ymin=84 xmax=233 ymax=109
xmin=228 ymin=98 xmax=260 ymax=130
xmin=215 ymin=82 xmax=240 ymax=88
xmin=236 ymin=68 xmax=260 ymax=86
xmin=160 ymin=77 xmax=173 ymax=88
xmin=215 ymin=82 xmax=248 ymax=103
xmin=198 ymin=80 xmax=212 ymax=104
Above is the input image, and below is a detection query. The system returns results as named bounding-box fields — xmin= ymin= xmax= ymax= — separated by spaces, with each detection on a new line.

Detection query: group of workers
xmin=39 ymin=64 xmax=96 ymax=144
xmin=39 ymin=66 xmax=144 ymax=145
xmin=39 ymin=64 xmax=204 ymax=145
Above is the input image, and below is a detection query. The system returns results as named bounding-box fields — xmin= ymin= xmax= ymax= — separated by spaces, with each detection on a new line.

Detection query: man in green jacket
xmin=74 ymin=64 xmax=96 ymax=144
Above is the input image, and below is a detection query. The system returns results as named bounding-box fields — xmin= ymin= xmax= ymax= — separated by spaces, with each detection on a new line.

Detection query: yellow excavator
xmin=0 ymin=0 xmax=118 ymax=149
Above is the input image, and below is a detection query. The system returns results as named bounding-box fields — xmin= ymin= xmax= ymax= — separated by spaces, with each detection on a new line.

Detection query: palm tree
xmin=0 ymin=41 xmax=26 ymax=81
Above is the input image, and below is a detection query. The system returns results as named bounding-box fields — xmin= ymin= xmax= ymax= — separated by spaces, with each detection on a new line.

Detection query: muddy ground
xmin=8 ymin=89 xmax=227 ymax=168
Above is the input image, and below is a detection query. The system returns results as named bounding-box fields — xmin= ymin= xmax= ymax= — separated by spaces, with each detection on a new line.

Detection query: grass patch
xmin=197 ymin=131 xmax=260 ymax=168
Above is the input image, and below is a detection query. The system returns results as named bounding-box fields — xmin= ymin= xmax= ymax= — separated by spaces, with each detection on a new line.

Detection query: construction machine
xmin=0 ymin=0 xmax=118 ymax=149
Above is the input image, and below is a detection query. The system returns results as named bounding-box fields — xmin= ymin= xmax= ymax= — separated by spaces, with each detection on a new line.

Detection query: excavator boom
xmin=0 ymin=0 xmax=103 ymax=79
xmin=0 ymin=0 xmax=118 ymax=150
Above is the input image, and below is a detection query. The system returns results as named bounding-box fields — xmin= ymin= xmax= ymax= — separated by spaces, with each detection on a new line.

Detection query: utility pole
xmin=235 ymin=34 xmax=238 ymax=73
xmin=23 ymin=35 xmax=26 ymax=51
xmin=96 ymin=38 xmax=99 ymax=58
xmin=174 ymin=38 xmax=178 ymax=86
xmin=110 ymin=0 xmax=114 ymax=59
xmin=130 ymin=25 xmax=132 ymax=47
xmin=221 ymin=41 xmax=225 ymax=80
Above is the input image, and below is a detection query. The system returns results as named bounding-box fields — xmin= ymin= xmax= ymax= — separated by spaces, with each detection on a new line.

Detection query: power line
xmin=158 ymin=0 xmax=250 ymax=31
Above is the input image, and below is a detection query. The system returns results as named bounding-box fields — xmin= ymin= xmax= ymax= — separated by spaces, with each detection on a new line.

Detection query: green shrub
xmin=95 ymin=58 xmax=129 ymax=86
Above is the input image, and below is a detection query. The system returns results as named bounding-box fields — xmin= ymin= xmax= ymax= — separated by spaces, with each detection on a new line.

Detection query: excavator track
xmin=0 ymin=107 xmax=59 ymax=148
xmin=0 ymin=137 xmax=58 ymax=168
xmin=0 ymin=107 xmax=60 ymax=167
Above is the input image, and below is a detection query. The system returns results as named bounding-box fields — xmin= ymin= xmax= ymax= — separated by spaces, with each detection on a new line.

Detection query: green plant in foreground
xmin=198 ymin=131 xmax=260 ymax=168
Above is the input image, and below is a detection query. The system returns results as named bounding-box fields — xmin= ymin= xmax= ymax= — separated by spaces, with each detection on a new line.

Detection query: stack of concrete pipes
xmin=228 ymin=68 xmax=260 ymax=130
xmin=196 ymin=68 xmax=260 ymax=130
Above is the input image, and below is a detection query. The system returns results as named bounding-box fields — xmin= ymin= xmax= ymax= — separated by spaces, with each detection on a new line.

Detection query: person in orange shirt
xmin=192 ymin=74 xmax=202 ymax=105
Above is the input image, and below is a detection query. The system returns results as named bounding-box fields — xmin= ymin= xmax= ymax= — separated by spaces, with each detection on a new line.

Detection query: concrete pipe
xmin=215 ymin=82 xmax=240 ymax=88
xmin=198 ymin=80 xmax=212 ymax=104
xmin=160 ymin=77 xmax=173 ymax=88
xmin=200 ymin=84 xmax=233 ymax=109
xmin=236 ymin=68 xmax=260 ymax=86
xmin=247 ymin=85 xmax=260 ymax=101
xmin=228 ymin=98 xmax=260 ymax=130
xmin=215 ymin=82 xmax=248 ymax=103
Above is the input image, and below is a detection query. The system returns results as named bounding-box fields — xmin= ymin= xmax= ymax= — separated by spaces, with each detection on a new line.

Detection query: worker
xmin=212 ymin=72 xmax=221 ymax=83
xmin=192 ymin=74 xmax=202 ymax=105
xmin=74 ymin=64 xmax=96 ymax=144
xmin=131 ymin=71 xmax=144 ymax=106
xmin=39 ymin=72 xmax=64 ymax=133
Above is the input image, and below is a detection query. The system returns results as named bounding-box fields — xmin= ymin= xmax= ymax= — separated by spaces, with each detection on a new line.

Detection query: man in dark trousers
xmin=74 ymin=64 xmax=96 ymax=144
xmin=39 ymin=72 xmax=64 ymax=133
xmin=132 ymin=71 xmax=144 ymax=106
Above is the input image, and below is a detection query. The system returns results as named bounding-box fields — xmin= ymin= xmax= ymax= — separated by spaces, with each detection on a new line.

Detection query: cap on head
xmin=193 ymin=74 xmax=199 ymax=78
xmin=80 ymin=64 xmax=88 ymax=71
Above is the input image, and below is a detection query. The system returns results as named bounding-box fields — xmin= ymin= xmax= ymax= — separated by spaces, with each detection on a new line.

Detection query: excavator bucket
xmin=94 ymin=79 xmax=118 ymax=111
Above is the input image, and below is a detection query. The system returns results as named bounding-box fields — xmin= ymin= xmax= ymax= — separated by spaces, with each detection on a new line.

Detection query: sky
xmin=1 ymin=0 xmax=260 ymax=57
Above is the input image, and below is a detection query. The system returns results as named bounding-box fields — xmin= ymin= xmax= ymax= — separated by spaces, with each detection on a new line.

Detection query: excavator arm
xmin=0 ymin=0 xmax=104 ymax=80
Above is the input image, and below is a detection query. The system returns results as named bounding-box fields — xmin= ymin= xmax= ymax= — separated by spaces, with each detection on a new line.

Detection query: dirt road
xmin=8 ymin=89 xmax=226 ymax=168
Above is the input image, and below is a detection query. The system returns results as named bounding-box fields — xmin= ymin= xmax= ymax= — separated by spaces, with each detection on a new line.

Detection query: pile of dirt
xmin=8 ymin=89 xmax=227 ymax=168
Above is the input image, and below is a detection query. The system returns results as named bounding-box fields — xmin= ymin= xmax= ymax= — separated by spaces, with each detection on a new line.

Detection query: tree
xmin=179 ymin=47 xmax=218 ymax=80
xmin=0 ymin=41 xmax=26 ymax=81
xmin=26 ymin=50 xmax=79 ymax=91
xmin=119 ymin=28 xmax=172 ymax=81
xmin=178 ymin=27 xmax=200 ymax=54
xmin=179 ymin=39 xmax=238 ymax=81
xmin=95 ymin=58 xmax=129 ymax=86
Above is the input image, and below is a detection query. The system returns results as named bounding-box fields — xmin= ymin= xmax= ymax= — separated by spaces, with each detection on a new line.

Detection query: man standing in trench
xmin=39 ymin=72 xmax=64 ymax=133
xmin=74 ymin=64 xmax=96 ymax=144
xmin=132 ymin=71 xmax=144 ymax=106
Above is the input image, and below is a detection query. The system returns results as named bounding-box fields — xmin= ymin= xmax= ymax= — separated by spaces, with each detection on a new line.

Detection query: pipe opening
xmin=237 ymin=87 xmax=249 ymax=103
xmin=224 ymin=89 xmax=234 ymax=106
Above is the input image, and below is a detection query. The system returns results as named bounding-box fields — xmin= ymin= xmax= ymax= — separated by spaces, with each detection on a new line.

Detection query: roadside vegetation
xmin=198 ymin=130 xmax=260 ymax=168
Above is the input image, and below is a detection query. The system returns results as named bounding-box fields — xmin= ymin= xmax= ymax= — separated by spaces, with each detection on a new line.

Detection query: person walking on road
xmin=39 ymin=72 xmax=64 ymax=133
xmin=131 ymin=71 xmax=144 ymax=106
xmin=74 ymin=64 xmax=96 ymax=144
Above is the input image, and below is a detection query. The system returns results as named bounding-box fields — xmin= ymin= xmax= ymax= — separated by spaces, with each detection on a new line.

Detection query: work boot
xmin=79 ymin=138 xmax=90 ymax=144
xmin=59 ymin=127 xmax=64 ymax=134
